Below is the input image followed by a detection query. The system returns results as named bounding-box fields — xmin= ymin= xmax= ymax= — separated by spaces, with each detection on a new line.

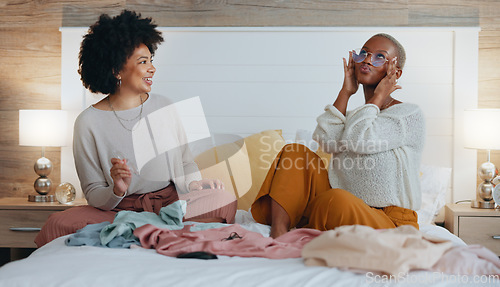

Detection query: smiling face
xmin=118 ymin=43 xmax=156 ymax=95
xmin=354 ymin=36 xmax=398 ymax=86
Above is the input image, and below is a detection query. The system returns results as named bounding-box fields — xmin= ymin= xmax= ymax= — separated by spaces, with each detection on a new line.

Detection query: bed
xmin=0 ymin=212 xmax=477 ymax=287
xmin=2 ymin=27 xmax=498 ymax=286
xmin=0 ymin=138 xmax=494 ymax=286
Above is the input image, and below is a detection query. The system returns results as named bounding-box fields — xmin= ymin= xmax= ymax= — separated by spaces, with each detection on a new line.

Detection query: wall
xmin=0 ymin=1 xmax=498 ymax=199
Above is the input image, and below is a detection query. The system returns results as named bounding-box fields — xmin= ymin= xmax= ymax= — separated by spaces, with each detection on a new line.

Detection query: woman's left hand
xmin=373 ymin=57 xmax=401 ymax=101
xmin=189 ymin=179 xmax=224 ymax=191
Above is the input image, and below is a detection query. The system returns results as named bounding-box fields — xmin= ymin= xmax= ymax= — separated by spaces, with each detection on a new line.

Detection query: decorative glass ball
xmin=55 ymin=182 xmax=76 ymax=204
xmin=493 ymin=184 xmax=500 ymax=205
xmin=477 ymin=182 xmax=494 ymax=201
xmin=478 ymin=162 xmax=496 ymax=181
xmin=493 ymin=175 xmax=500 ymax=186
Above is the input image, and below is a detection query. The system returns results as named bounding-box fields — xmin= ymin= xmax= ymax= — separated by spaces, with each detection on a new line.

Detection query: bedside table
xmin=444 ymin=203 xmax=500 ymax=256
xmin=0 ymin=197 xmax=87 ymax=248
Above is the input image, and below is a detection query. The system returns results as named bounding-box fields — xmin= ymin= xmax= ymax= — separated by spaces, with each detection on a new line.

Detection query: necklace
xmin=381 ymin=97 xmax=395 ymax=110
xmin=107 ymin=95 xmax=144 ymax=132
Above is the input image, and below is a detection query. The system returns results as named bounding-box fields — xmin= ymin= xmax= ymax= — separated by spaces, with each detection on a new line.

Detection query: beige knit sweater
xmin=313 ymin=103 xmax=425 ymax=210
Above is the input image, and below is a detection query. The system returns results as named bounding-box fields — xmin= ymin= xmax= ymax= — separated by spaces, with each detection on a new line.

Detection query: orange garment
xmin=251 ymin=144 xmax=418 ymax=231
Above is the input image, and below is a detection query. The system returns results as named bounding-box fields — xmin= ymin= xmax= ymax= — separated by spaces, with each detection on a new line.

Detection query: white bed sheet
xmin=0 ymin=211 xmax=493 ymax=287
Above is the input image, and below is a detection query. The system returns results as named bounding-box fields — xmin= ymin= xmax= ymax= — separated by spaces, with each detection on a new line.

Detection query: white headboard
xmin=60 ymin=26 xmax=480 ymax=204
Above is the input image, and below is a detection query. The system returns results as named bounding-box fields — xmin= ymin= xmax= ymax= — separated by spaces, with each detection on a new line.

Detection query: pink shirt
xmin=135 ymin=223 xmax=321 ymax=259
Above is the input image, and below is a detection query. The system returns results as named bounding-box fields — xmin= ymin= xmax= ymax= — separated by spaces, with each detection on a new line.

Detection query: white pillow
xmin=417 ymin=164 xmax=452 ymax=225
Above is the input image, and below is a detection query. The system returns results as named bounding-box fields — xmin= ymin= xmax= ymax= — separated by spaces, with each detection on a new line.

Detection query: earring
xmin=117 ymin=78 xmax=121 ymax=87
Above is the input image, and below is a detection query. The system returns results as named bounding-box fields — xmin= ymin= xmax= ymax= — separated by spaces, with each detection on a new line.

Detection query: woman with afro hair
xmin=35 ymin=10 xmax=237 ymax=247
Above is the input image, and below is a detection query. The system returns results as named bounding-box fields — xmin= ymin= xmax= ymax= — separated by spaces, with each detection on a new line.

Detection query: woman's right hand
xmin=334 ymin=51 xmax=359 ymax=115
xmin=340 ymin=50 xmax=359 ymax=96
xmin=110 ymin=158 xmax=132 ymax=197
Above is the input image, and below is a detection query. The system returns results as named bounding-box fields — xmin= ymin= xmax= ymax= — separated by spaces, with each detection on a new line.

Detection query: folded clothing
xmin=302 ymin=224 xmax=453 ymax=275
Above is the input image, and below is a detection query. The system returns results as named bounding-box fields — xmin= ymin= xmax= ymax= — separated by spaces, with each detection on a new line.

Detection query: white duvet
xmin=0 ymin=211 xmax=495 ymax=287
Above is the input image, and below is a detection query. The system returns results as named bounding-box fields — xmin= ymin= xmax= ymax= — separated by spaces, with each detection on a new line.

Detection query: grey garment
xmin=73 ymin=94 xmax=202 ymax=210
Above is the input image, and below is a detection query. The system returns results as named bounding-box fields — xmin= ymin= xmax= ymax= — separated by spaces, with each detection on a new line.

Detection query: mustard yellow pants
xmin=251 ymin=144 xmax=418 ymax=231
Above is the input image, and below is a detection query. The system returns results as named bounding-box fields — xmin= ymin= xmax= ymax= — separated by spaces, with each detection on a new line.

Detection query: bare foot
xmin=269 ymin=198 xmax=290 ymax=238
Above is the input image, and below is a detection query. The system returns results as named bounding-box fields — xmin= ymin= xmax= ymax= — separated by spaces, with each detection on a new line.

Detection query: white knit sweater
xmin=73 ymin=94 xmax=202 ymax=210
xmin=312 ymin=103 xmax=425 ymax=210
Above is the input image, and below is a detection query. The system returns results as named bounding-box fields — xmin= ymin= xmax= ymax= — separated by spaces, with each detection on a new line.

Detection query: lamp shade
xmin=463 ymin=109 xmax=500 ymax=150
xmin=19 ymin=110 xmax=68 ymax=147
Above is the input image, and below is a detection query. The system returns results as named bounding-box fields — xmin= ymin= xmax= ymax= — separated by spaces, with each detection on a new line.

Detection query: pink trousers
xmin=35 ymin=184 xmax=237 ymax=247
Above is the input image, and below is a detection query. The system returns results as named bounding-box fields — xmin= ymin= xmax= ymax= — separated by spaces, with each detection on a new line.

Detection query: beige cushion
xmin=194 ymin=130 xmax=286 ymax=210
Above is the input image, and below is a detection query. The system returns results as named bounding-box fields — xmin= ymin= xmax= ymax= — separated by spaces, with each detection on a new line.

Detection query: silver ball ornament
xmin=34 ymin=177 xmax=52 ymax=195
xmin=477 ymin=181 xmax=494 ymax=201
xmin=478 ymin=162 xmax=496 ymax=181
xmin=34 ymin=157 xmax=53 ymax=177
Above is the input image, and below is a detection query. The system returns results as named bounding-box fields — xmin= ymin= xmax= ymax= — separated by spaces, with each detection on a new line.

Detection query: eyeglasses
xmin=352 ymin=49 xmax=388 ymax=67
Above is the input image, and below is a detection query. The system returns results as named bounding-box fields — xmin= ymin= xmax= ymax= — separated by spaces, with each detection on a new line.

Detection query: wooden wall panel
xmin=0 ymin=111 xmax=61 ymax=198
xmin=1 ymin=0 xmax=500 ymax=199
xmin=1 ymin=150 xmax=61 ymax=199
xmin=0 ymin=26 xmax=62 ymax=197
xmin=479 ymin=30 xmax=500 ymax=109
xmin=408 ymin=1 xmax=480 ymax=26
xmin=477 ymin=0 xmax=500 ymax=185
xmin=0 ymin=28 xmax=61 ymax=110
xmin=0 ymin=1 xmax=63 ymax=28
xmin=61 ymin=2 xmax=126 ymax=27
xmin=125 ymin=0 xmax=409 ymax=27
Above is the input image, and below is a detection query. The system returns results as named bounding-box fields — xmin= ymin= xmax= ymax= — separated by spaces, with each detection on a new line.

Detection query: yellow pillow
xmin=194 ymin=130 xmax=286 ymax=210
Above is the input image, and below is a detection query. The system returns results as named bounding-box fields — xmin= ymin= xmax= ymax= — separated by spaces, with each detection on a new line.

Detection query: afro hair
xmin=78 ymin=10 xmax=164 ymax=95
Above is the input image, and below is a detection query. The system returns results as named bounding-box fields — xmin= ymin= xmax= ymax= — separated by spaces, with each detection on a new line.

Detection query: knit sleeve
xmin=167 ymin=99 xmax=202 ymax=194
xmin=312 ymin=104 xmax=347 ymax=154
xmin=73 ymin=113 xmax=125 ymax=210
xmin=176 ymin=117 xmax=202 ymax=194
xmin=342 ymin=103 xmax=425 ymax=154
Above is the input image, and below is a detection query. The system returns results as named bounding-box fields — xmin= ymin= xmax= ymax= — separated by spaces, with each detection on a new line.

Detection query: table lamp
xmin=19 ymin=110 xmax=68 ymax=202
xmin=463 ymin=109 xmax=500 ymax=209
